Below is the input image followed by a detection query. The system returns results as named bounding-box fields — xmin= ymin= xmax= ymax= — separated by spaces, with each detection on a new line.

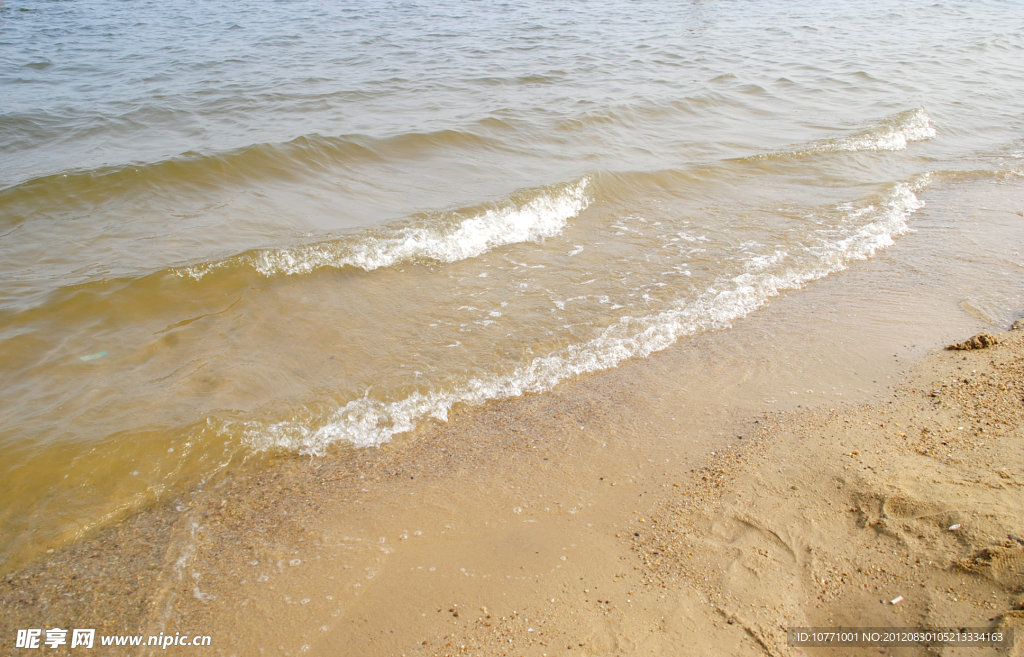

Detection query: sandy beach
xmin=2 ymin=280 xmax=1022 ymax=657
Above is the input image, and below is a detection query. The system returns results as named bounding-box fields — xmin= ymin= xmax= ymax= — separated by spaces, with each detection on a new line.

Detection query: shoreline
xmin=6 ymin=3 xmax=1024 ymax=655
xmin=2 ymin=178 xmax=1023 ymax=653
xmin=2 ymin=316 xmax=1021 ymax=654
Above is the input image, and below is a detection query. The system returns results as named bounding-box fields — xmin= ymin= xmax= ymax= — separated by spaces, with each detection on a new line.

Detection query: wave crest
xmin=178 ymin=177 xmax=591 ymax=278
xmin=752 ymin=108 xmax=936 ymax=160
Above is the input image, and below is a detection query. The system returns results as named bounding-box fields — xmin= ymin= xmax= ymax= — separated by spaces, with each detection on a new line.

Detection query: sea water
xmin=1 ymin=0 xmax=1023 ymax=570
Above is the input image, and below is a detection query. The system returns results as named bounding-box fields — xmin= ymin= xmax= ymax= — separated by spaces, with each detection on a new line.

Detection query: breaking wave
xmin=177 ymin=177 xmax=591 ymax=278
xmin=237 ymin=175 xmax=930 ymax=454
xmin=751 ymin=108 xmax=936 ymax=160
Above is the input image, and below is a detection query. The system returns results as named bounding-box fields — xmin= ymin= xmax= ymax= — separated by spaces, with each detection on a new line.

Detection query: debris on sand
xmin=946 ymin=332 xmax=999 ymax=350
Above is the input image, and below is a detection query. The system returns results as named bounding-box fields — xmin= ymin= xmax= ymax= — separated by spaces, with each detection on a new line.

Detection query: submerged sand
xmin=2 ymin=323 xmax=1022 ymax=656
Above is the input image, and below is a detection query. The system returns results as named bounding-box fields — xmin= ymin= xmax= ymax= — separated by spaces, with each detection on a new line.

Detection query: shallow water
xmin=1 ymin=0 xmax=1023 ymax=570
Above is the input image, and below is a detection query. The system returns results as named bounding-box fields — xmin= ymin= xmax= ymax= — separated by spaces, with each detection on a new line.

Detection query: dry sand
xmin=2 ymin=324 xmax=1023 ymax=656
xmin=627 ymin=327 xmax=1024 ymax=656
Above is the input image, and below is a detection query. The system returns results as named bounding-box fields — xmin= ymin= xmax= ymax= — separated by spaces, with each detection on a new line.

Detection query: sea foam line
xmin=237 ymin=176 xmax=931 ymax=456
xmin=817 ymin=107 xmax=936 ymax=153
xmin=755 ymin=108 xmax=936 ymax=159
xmin=178 ymin=177 xmax=590 ymax=279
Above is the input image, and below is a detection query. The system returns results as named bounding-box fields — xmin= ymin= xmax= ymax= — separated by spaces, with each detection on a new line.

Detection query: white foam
xmin=239 ymin=176 xmax=931 ymax=456
xmin=831 ymin=108 xmax=935 ymax=152
xmin=764 ymin=108 xmax=936 ymax=158
xmin=179 ymin=177 xmax=590 ymax=278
